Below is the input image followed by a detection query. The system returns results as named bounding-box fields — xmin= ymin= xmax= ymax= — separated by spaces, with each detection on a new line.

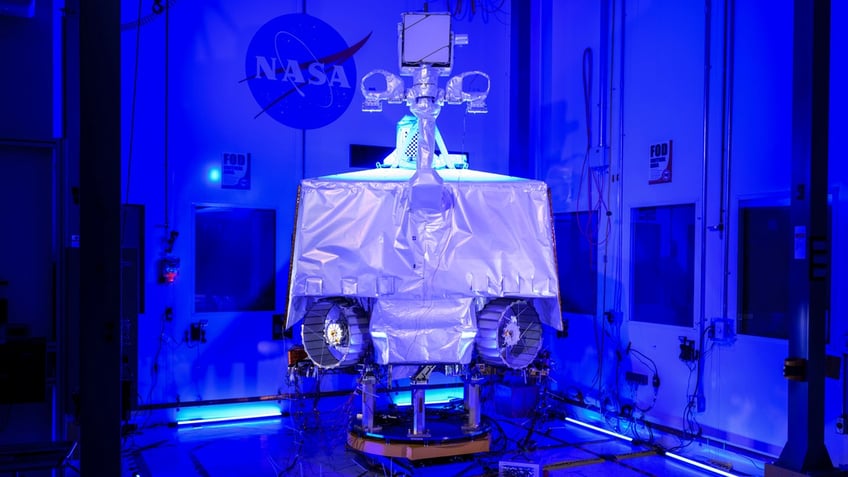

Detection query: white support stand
xmin=463 ymin=376 xmax=483 ymax=432
xmin=409 ymin=386 xmax=429 ymax=437
xmin=360 ymin=375 xmax=380 ymax=432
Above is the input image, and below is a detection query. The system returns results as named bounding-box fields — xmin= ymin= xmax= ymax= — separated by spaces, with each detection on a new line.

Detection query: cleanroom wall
xmin=542 ymin=0 xmax=848 ymax=465
xmin=119 ymin=0 xmax=513 ymax=419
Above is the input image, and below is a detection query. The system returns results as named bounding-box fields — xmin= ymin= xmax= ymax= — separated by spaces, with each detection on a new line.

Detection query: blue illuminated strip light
xmin=176 ymin=403 xmax=282 ymax=426
xmin=665 ymin=452 xmax=739 ymax=477
xmin=565 ymin=417 xmax=738 ymax=476
xmin=564 ymin=417 xmax=633 ymax=442
xmin=319 ymin=168 xmax=527 ymax=183
xmin=390 ymin=386 xmax=465 ymax=406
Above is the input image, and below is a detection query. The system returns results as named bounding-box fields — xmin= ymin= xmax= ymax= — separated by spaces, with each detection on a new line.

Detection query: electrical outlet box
xmin=189 ymin=320 xmax=208 ymax=343
xmin=589 ymin=146 xmax=609 ymax=169
xmin=679 ymin=336 xmax=698 ymax=363
xmin=709 ymin=317 xmax=736 ymax=345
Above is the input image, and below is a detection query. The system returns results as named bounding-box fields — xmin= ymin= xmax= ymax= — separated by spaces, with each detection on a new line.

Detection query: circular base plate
xmin=349 ymin=411 xmax=489 ymax=460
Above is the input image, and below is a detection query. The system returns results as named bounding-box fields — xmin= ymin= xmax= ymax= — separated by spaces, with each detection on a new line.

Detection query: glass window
xmin=630 ymin=204 xmax=695 ymax=327
xmin=737 ymin=203 xmax=831 ymax=339
xmin=553 ymin=211 xmax=598 ymax=316
xmin=194 ymin=205 xmax=276 ymax=312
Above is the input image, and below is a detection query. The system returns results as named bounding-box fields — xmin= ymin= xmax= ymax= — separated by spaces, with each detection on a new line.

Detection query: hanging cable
xmin=577 ymin=48 xmax=603 ymax=397
xmin=583 ymin=49 xmax=593 ymax=149
xmin=163 ymin=0 xmax=170 ymax=232
xmin=578 ymin=46 xmax=612 ymax=405
xmin=576 ymin=47 xmax=612 ymax=250
xmin=576 ymin=48 xmax=596 ymax=247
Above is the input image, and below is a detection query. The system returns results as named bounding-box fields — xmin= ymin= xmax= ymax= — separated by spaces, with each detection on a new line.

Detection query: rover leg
xmin=408 ymin=365 xmax=434 ymax=437
xmin=360 ymin=374 xmax=380 ymax=432
xmin=462 ymin=375 xmax=483 ymax=432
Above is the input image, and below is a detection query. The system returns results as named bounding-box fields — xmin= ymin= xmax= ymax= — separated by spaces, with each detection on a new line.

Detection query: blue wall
xmin=542 ymin=0 xmax=848 ymax=463
xmin=119 ymin=0 xmax=513 ymax=417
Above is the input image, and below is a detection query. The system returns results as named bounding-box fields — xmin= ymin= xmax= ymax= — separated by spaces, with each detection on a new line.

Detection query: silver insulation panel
xmin=286 ymin=168 xmax=561 ymax=365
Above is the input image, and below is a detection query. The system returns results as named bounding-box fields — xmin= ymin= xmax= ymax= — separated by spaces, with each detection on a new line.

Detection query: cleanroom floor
xmin=121 ymin=392 xmax=767 ymax=477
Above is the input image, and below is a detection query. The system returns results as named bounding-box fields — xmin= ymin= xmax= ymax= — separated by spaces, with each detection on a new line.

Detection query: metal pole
xmin=599 ymin=0 xmax=610 ymax=149
xmin=79 ymin=0 xmax=122 ymax=473
xmin=409 ymin=386 xmax=429 ymax=437
xmin=694 ymin=0 xmax=712 ymax=413
xmin=766 ymin=0 xmax=835 ymax=474
xmin=463 ymin=377 xmax=482 ymax=432
xmin=360 ymin=375 xmax=380 ymax=432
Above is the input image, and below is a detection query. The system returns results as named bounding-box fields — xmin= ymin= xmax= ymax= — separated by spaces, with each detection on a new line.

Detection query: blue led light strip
xmin=564 ymin=417 xmax=633 ymax=442
xmin=175 ymin=403 xmax=282 ymax=426
xmin=389 ymin=386 xmax=465 ymax=407
xmin=665 ymin=452 xmax=739 ymax=477
xmin=564 ymin=417 xmax=739 ymax=476
xmin=176 ymin=411 xmax=281 ymax=426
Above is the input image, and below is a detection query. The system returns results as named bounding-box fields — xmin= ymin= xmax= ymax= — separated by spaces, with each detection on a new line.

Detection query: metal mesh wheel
xmin=302 ymin=297 xmax=369 ymax=368
xmin=475 ymin=298 xmax=543 ymax=369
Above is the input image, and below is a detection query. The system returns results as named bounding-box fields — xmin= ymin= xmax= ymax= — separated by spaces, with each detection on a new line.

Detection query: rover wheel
xmin=302 ymin=297 xmax=369 ymax=368
xmin=475 ymin=298 xmax=542 ymax=369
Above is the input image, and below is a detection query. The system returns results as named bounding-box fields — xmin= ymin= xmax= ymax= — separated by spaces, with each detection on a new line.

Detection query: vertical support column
xmin=360 ymin=375 xmax=380 ymax=432
xmin=766 ymin=0 xmax=834 ymax=475
xmin=79 ymin=0 xmax=121 ymax=475
xmin=463 ymin=376 xmax=482 ymax=432
xmin=409 ymin=386 xmax=429 ymax=437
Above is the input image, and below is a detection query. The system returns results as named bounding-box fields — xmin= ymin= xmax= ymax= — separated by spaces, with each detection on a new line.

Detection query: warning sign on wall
xmin=222 ymin=152 xmax=251 ymax=190
xmin=648 ymin=141 xmax=672 ymax=185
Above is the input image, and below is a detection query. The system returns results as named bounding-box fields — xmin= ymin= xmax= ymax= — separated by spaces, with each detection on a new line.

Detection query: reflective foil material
xmin=286 ymin=167 xmax=561 ymax=364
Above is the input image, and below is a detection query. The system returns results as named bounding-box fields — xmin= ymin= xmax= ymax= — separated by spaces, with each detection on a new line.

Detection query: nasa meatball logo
xmin=242 ymin=14 xmax=371 ymax=129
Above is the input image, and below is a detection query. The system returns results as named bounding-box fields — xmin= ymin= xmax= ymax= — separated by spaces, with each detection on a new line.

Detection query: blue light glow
xmin=208 ymin=167 xmax=221 ymax=182
xmin=564 ymin=417 xmax=741 ymax=476
xmin=665 ymin=451 xmax=739 ymax=477
xmin=319 ymin=168 xmax=528 ymax=183
xmin=389 ymin=386 xmax=465 ymax=406
xmin=175 ymin=402 xmax=281 ymax=426
xmin=564 ymin=417 xmax=633 ymax=442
